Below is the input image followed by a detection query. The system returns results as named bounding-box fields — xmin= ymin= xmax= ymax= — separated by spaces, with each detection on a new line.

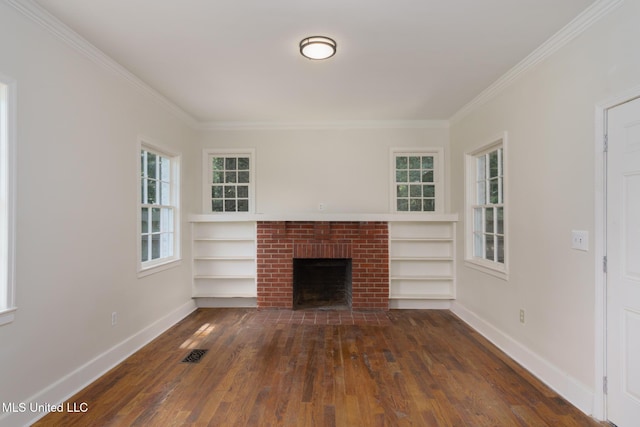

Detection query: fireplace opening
xmin=293 ymin=258 xmax=352 ymax=310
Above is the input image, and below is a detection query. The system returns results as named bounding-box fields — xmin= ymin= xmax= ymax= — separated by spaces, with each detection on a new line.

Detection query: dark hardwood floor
xmin=34 ymin=309 xmax=605 ymax=426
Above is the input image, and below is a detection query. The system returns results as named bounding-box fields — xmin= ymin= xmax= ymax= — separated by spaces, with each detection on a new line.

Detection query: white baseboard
xmin=1 ymin=300 xmax=197 ymax=427
xmin=195 ymin=297 xmax=257 ymax=308
xmin=450 ymin=301 xmax=595 ymax=417
xmin=389 ymin=299 xmax=452 ymax=309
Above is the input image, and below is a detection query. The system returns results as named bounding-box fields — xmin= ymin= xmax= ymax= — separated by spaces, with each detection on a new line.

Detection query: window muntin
xmin=140 ymin=145 xmax=179 ymax=270
xmin=472 ymin=147 xmax=504 ymax=263
xmin=205 ymin=150 xmax=254 ymax=213
xmin=392 ymin=148 xmax=443 ymax=213
xmin=465 ymin=136 xmax=507 ymax=277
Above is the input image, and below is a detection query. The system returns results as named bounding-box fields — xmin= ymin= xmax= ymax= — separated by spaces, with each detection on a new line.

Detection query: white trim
xmin=195 ymin=297 xmax=257 ymax=308
xmin=3 ymin=0 xmax=449 ymax=132
xmin=389 ymin=299 xmax=452 ymax=310
xmin=463 ymin=259 xmax=507 ymax=281
xmin=0 ymin=306 xmax=17 ymax=326
xmin=5 ymin=0 xmax=197 ymax=127
xmin=0 ymin=74 xmax=17 ymax=325
xmin=450 ymin=0 xmax=624 ymax=124
xmin=6 ymin=0 xmax=621 ymax=130
xmin=137 ymin=138 xmax=182 ymax=276
xmin=593 ymin=84 xmax=640 ymax=421
xmin=2 ymin=300 xmax=197 ymax=427
xmin=197 ymin=120 xmax=450 ymax=131
xmin=390 ymin=147 xmax=445 ymax=214
xmin=594 ymin=101 xmax=607 ymax=422
xmin=189 ymin=213 xmax=459 ymax=222
xmin=451 ymin=301 xmax=595 ymax=417
xmin=202 ymin=148 xmax=256 ymax=214
xmin=137 ymin=258 xmax=182 ymax=278
xmin=463 ymin=133 xmax=509 ymax=279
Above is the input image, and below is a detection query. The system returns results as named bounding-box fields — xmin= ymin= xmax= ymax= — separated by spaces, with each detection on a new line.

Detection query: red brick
xmin=256 ymin=221 xmax=389 ymax=310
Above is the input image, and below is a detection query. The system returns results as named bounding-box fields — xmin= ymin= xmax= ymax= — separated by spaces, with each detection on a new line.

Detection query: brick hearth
xmin=256 ymin=221 xmax=389 ymax=310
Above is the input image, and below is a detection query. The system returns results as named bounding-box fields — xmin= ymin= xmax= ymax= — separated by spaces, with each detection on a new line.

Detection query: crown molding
xmin=450 ymin=0 xmax=624 ymax=124
xmin=7 ymin=0 xmax=622 ymax=131
xmin=196 ymin=119 xmax=450 ymax=131
xmin=5 ymin=0 xmax=198 ymax=128
xmin=6 ymin=0 xmax=444 ymax=132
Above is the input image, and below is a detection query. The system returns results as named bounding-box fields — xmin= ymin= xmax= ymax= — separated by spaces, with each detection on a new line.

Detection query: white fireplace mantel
xmin=189 ymin=212 xmax=459 ymax=223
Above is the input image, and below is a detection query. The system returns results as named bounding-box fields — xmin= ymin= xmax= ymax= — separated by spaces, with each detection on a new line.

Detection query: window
xmin=204 ymin=149 xmax=255 ymax=213
xmin=391 ymin=148 xmax=443 ymax=213
xmin=465 ymin=135 xmax=507 ymax=277
xmin=139 ymin=142 xmax=180 ymax=274
xmin=0 ymin=76 xmax=16 ymax=325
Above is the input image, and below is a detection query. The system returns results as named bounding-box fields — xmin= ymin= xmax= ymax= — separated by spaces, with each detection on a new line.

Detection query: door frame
xmin=594 ymin=85 xmax=640 ymax=421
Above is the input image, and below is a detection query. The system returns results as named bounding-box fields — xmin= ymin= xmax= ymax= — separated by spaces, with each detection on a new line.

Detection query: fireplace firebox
xmin=293 ymin=258 xmax=352 ymax=309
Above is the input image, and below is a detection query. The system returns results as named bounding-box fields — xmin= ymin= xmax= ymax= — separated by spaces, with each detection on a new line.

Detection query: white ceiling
xmin=33 ymin=0 xmax=596 ymax=124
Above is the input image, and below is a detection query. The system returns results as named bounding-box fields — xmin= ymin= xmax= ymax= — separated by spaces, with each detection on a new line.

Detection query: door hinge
xmin=604 ymin=133 xmax=608 ymax=153
xmin=603 ymin=376 xmax=608 ymax=394
xmin=603 ymin=256 xmax=608 ymax=273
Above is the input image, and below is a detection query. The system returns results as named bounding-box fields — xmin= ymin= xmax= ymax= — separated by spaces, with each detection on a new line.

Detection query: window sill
xmin=464 ymin=259 xmax=508 ymax=281
xmin=0 ymin=307 xmax=17 ymax=326
xmin=138 ymin=258 xmax=182 ymax=278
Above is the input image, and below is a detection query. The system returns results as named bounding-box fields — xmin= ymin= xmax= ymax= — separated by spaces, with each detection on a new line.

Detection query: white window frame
xmin=390 ymin=147 xmax=444 ymax=214
xmin=464 ymin=133 xmax=508 ymax=279
xmin=203 ymin=148 xmax=256 ymax=214
xmin=0 ymin=75 xmax=17 ymax=326
xmin=138 ymin=139 xmax=181 ymax=276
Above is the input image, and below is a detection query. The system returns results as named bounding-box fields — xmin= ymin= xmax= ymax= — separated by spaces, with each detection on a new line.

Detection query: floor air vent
xmin=181 ymin=349 xmax=208 ymax=363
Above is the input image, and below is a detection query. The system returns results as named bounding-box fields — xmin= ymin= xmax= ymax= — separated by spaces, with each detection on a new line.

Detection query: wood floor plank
xmin=33 ymin=309 xmax=606 ymax=427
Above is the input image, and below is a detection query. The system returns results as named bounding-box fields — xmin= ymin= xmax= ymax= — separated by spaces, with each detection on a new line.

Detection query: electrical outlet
xmin=519 ymin=309 xmax=525 ymax=324
xmin=111 ymin=312 xmax=118 ymax=326
xmin=318 ymin=202 xmax=326 ymax=211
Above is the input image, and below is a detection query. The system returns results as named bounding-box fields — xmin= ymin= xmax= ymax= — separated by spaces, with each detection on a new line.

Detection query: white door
xmin=607 ymin=96 xmax=640 ymax=426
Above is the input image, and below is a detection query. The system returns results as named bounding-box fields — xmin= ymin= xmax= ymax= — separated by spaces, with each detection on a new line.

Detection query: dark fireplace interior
xmin=293 ymin=258 xmax=352 ymax=310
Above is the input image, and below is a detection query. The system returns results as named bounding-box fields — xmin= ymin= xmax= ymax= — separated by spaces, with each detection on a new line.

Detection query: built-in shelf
xmin=191 ymin=221 xmax=257 ymax=306
xmin=190 ymin=215 xmax=457 ymax=309
xmin=388 ymin=221 xmax=456 ymax=304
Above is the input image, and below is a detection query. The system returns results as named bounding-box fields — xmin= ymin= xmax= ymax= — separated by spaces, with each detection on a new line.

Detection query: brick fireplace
xmin=256 ymin=221 xmax=389 ymax=310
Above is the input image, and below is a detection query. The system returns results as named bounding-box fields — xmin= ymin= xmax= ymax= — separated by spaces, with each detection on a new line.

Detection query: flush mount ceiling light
xmin=299 ymin=36 xmax=337 ymax=60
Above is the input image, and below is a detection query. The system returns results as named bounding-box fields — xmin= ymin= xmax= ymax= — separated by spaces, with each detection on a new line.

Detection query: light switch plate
xmin=571 ymin=230 xmax=589 ymax=251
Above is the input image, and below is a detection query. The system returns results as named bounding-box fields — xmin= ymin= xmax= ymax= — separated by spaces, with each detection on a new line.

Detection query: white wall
xmin=198 ymin=126 xmax=450 ymax=215
xmin=0 ymin=4 xmax=198 ymax=425
xmin=4 ymin=0 xmax=637 ymax=423
xmin=450 ymin=0 xmax=640 ymax=415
